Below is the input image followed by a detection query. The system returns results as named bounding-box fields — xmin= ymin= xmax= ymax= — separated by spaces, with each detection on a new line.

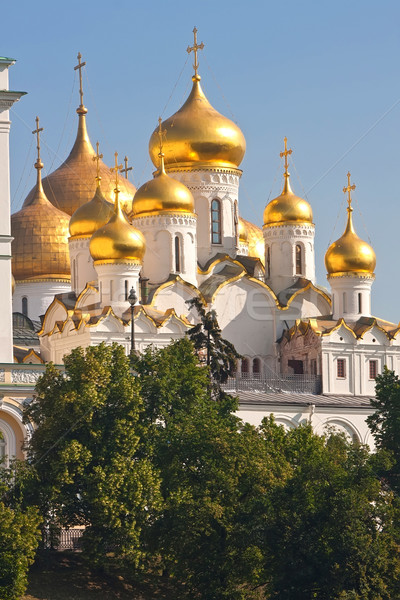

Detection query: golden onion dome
xmin=132 ymin=149 xmax=195 ymax=217
xmin=263 ymin=174 xmax=313 ymax=227
xmin=325 ymin=203 xmax=376 ymax=276
xmin=69 ymin=180 xmax=114 ymax=239
xmin=148 ymin=74 xmax=246 ymax=170
xmin=241 ymin=218 xmax=264 ymax=264
xmin=90 ymin=192 xmax=146 ymax=264
xmin=238 ymin=217 xmax=248 ymax=242
xmin=22 ymin=109 xmax=136 ymax=216
xmin=12 ymin=157 xmax=71 ymax=282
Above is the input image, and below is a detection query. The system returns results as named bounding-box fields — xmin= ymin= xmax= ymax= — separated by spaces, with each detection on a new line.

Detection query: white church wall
xmin=13 ymin=280 xmax=71 ymax=322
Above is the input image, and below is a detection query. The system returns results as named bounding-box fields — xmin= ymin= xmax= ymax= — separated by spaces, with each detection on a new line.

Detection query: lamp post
xmin=128 ymin=286 xmax=137 ymax=354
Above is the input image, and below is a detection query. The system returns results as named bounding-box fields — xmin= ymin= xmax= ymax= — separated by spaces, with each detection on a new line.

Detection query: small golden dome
xmin=132 ymin=150 xmax=195 ymax=217
xmin=325 ymin=205 xmax=376 ymax=276
xmin=238 ymin=217 xmax=248 ymax=242
xmin=69 ymin=181 xmax=114 ymax=239
xmin=148 ymin=75 xmax=246 ymax=170
xmin=12 ymin=166 xmax=71 ymax=282
xmin=263 ymin=174 xmax=313 ymax=227
xmin=90 ymin=193 xmax=146 ymax=264
xmin=22 ymin=111 xmax=136 ymax=216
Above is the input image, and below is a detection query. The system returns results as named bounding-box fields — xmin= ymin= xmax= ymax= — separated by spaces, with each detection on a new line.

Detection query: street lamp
xmin=128 ymin=286 xmax=137 ymax=354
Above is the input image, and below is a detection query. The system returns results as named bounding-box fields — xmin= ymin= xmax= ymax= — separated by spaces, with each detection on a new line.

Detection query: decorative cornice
xmin=327 ymin=272 xmax=375 ymax=280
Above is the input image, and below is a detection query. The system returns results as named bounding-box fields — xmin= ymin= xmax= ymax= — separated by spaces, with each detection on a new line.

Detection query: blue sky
xmin=4 ymin=0 xmax=400 ymax=321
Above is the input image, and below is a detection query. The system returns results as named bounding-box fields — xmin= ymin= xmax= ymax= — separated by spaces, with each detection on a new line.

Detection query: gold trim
xmin=93 ymin=258 xmax=142 ymax=266
xmin=165 ymin=164 xmax=243 ymax=176
xmin=327 ymin=271 xmax=375 ymax=279
xmin=197 ymin=255 xmax=245 ymax=275
xmin=282 ymin=281 xmax=332 ymax=311
xmin=149 ymin=275 xmax=206 ymax=307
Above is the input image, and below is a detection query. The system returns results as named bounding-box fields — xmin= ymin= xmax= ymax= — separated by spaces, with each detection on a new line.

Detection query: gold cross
xmin=92 ymin=141 xmax=103 ymax=182
xmin=32 ymin=116 xmax=44 ymax=167
xmin=157 ymin=116 xmax=167 ymax=156
xmin=280 ymin=137 xmax=292 ymax=175
xmin=120 ymin=156 xmax=133 ymax=180
xmin=187 ymin=26 xmax=204 ymax=78
xmin=110 ymin=151 xmax=123 ymax=191
xmin=343 ymin=171 xmax=356 ymax=208
xmin=74 ymin=52 xmax=86 ymax=108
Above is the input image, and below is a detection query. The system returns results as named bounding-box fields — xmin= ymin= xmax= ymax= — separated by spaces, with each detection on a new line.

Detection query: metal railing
xmin=43 ymin=528 xmax=84 ymax=551
xmin=223 ymin=374 xmax=322 ymax=395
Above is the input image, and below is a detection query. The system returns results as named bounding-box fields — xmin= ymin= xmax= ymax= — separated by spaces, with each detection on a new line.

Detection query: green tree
xmin=367 ymin=366 xmax=400 ymax=494
xmin=24 ymin=343 xmax=161 ymax=568
xmin=0 ymin=459 xmax=41 ymax=600
xmin=134 ymin=338 xmax=278 ymax=599
xmin=186 ymin=297 xmax=241 ymax=386
xmin=259 ymin=423 xmax=400 ymax=600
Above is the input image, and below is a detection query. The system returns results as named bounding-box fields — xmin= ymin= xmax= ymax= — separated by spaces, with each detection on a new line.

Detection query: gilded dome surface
xmin=22 ymin=112 xmax=136 ymax=216
xmin=148 ymin=75 xmax=246 ymax=170
xmin=238 ymin=217 xmax=248 ymax=242
xmin=132 ymin=157 xmax=195 ymax=217
xmin=263 ymin=175 xmax=313 ymax=227
xmin=69 ymin=181 xmax=114 ymax=238
xmin=12 ymin=173 xmax=70 ymax=281
xmin=240 ymin=218 xmax=264 ymax=264
xmin=325 ymin=206 xmax=376 ymax=275
xmin=90 ymin=195 xmax=146 ymax=264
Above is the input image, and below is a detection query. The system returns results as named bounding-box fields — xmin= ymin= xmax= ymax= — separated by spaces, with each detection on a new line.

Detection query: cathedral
xmin=1 ymin=31 xmax=398 ymax=461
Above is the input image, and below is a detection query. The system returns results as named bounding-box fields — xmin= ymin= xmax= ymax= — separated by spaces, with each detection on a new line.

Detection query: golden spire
xmin=32 ymin=116 xmax=44 ymax=178
xmin=157 ymin=116 xmax=167 ymax=173
xmin=93 ymin=141 xmax=103 ymax=185
xmin=110 ymin=151 xmax=123 ymax=206
xmin=280 ymin=136 xmax=292 ymax=178
xmin=187 ymin=26 xmax=204 ymax=80
xmin=74 ymin=52 xmax=87 ymax=115
xmin=120 ymin=156 xmax=133 ymax=180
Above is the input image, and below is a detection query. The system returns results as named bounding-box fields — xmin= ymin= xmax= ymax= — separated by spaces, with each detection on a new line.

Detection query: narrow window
xmin=241 ymin=358 xmax=249 ymax=377
xmin=369 ymin=360 xmax=378 ymax=380
xmin=266 ymin=245 xmax=271 ymax=278
xmin=125 ymin=280 xmax=128 ymax=301
xmin=337 ymin=358 xmax=346 ymax=378
xmin=22 ymin=296 xmax=28 ymax=317
xmin=175 ymin=236 xmax=181 ymax=272
xmin=99 ymin=281 xmax=102 ymax=303
xmin=253 ymin=358 xmax=261 ymax=377
xmin=295 ymin=244 xmax=302 ymax=275
xmin=343 ymin=292 xmax=347 ymax=314
xmin=211 ymin=199 xmax=222 ymax=244
xmin=358 ymin=293 xmax=362 ymax=314
xmin=234 ymin=202 xmax=238 ymax=243
xmin=110 ymin=280 xmax=113 ymax=301
xmin=310 ymin=358 xmax=317 ymax=375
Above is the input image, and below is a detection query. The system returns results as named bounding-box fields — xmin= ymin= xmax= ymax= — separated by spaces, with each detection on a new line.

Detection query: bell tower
xmin=0 ymin=57 xmax=25 ymax=362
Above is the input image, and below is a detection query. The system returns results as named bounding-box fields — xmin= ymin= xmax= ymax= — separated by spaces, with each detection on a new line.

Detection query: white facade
xmin=329 ymin=273 xmax=374 ymax=320
xmin=69 ymin=237 xmax=97 ymax=294
xmin=132 ymin=212 xmax=198 ymax=286
xmin=95 ymin=261 xmax=141 ymax=316
xmin=264 ymin=222 xmax=316 ymax=293
xmin=13 ymin=280 xmax=71 ymax=322
xmin=170 ymin=168 xmax=241 ymax=266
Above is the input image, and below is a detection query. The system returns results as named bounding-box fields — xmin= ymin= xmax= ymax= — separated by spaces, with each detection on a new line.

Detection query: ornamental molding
xmin=11 ymin=369 xmax=42 ymax=384
xmin=172 ymin=170 xmax=240 ymax=187
xmin=133 ymin=213 xmax=197 ymax=228
xmin=0 ymin=100 xmax=14 ymax=110
xmin=327 ymin=272 xmax=375 ymax=281
xmin=0 ymin=369 xmax=5 ymax=383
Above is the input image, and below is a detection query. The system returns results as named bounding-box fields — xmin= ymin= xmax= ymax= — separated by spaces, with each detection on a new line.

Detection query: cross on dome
xmin=74 ymin=52 xmax=87 ymax=114
xmin=343 ymin=171 xmax=356 ymax=211
xmin=110 ymin=151 xmax=123 ymax=199
xmin=280 ymin=136 xmax=292 ymax=177
xmin=32 ymin=116 xmax=44 ymax=171
xmin=93 ymin=141 xmax=103 ymax=183
xmin=120 ymin=156 xmax=132 ymax=180
xmin=187 ymin=26 xmax=204 ymax=79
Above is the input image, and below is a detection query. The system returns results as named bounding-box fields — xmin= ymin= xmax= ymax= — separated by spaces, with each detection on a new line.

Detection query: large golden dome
xmin=90 ymin=193 xmax=146 ymax=264
xmin=240 ymin=218 xmax=264 ymax=264
xmin=132 ymin=151 xmax=195 ymax=217
xmin=238 ymin=217 xmax=248 ymax=242
xmin=12 ymin=160 xmax=70 ymax=282
xmin=69 ymin=180 xmax=114 ymax=239
xmin=263 ymin=174 xmax=313 ymax=227
xmin=22 ymin=109 xmax=136 ymax=216
xmin=148 ymin=74 xmax=246 ymax=170
xmin=325 ymin=204 xmax=376 ymax=276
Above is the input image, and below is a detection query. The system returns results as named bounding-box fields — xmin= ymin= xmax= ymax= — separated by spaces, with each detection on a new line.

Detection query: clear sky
xmin=3 ymin=0 xmax=400 ymax=321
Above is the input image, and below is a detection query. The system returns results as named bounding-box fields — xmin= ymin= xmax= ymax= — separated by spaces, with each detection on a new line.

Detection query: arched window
xmin=343 ymin=292 xmax=347 ymax=314
xmin=295 ymin=244 xmax=302 ymax=275
xmin=234 ymin=201 xmax=238 ymax=244
xmin=266 ymin=245 xmax=271 ymax=278
xmin=22 ymin=296 xmax=28 ymax=317
xmin=253 ymin=358 xmax=261 ymax=378
xmin=241 ymin=358 xmax=249 ymax=378
xmin=211 ymin=199 xmax=222 ymax=244
xmin=125 ymin=280 xmax=129 ymax=301
xmin=175 ymin=236 xmax=181 ymax=272
xmin=358 ymin=292 xmax=362 ymax=314
xmin=110 ymin=280 xmax=113 ymax=301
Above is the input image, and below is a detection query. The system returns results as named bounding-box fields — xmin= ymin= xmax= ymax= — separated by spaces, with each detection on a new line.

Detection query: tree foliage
xmin=24 ymin=343 xmax=161 ymax=567
xmin=186 ymin=297 xmax=241 ymax=385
